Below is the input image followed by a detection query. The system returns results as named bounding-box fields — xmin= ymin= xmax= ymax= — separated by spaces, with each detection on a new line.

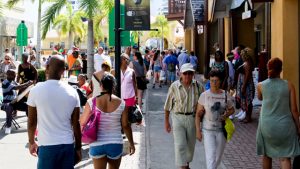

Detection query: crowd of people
xmin=1 ymin=42 xmax=300 ymax=169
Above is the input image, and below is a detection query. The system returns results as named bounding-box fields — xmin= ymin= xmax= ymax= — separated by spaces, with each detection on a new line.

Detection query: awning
xmin=208 ymin=0 xmax=232 ymax=22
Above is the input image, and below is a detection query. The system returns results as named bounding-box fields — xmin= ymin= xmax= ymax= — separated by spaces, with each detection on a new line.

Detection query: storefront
xmin=0 ymin=16 xmax=34 ymax=60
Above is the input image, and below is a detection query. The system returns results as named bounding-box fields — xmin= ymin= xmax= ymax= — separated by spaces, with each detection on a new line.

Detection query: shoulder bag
xmin=81 ymin=97 xmax=101 ymax=144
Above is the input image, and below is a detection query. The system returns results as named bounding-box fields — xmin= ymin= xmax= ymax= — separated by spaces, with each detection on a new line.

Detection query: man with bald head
xmin=27 ymin=55 xmax=82 ymax=169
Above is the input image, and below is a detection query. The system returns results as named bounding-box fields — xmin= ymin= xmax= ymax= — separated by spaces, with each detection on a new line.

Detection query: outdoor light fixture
xmin=197 ymin=25 xmax=204 ymax=34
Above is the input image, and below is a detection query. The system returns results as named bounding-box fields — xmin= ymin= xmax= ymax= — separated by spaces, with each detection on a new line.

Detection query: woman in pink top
xmin=120 ymin=53 xmax=137 ymax=106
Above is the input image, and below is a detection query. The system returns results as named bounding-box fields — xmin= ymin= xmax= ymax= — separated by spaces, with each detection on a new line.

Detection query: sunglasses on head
xmin=183 ymin=71 xmax=194 ymax=75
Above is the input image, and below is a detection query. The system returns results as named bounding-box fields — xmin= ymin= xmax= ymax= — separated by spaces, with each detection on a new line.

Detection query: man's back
xmin=27 ymin=80 xmax=80 ymax=146
xmin=178 ymin=53 xmax=189 ymax=68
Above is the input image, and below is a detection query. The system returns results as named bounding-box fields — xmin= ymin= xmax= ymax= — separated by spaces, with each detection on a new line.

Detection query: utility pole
xmin=115 ymin=0 xmax=121 ymax=97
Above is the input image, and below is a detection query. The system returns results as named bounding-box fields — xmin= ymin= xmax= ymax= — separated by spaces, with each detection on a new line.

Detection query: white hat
xmin=68 ymin=75 xmax=78 ymax=84
xmin=181 ymin=48 xmax=188 ymax=53
xmin=180 ymin=63 xmax=195 ymax=73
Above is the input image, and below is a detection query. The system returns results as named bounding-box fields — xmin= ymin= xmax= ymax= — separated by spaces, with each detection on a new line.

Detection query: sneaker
xmin=152 ymin=85 xmax=155 ymax=89
xmin=235 ymin=110 xmax=244 ymax=118
xmin=229 ymin=115 xmax=234 ymax=120
xmin=159 ymin=85 xmax=162 ymax=88
xmin=5 ymin=127 xmax=11 ymax=134
xmin=238 ymin=111 xmax=246 ymax=120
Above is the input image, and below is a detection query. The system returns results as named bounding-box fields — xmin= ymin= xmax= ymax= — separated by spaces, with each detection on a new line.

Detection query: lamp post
xmin=115 ymin=0 xmax=121 ymax=97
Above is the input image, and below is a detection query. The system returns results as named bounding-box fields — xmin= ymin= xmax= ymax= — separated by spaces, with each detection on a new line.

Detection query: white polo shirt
xmin=27 ymin=80 xmax=80 ymax=146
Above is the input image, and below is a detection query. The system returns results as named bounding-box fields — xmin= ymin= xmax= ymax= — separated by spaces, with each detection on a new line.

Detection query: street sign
xmin=125 ymin=0 xmax=150 ymax=30
xmin=109 ymin=5 xmax=131 ymax=46
xmin=16 ymin=21 xmax=28 ymax=46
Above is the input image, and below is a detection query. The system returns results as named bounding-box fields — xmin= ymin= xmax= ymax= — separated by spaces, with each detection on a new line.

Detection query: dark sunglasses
xmin=5 ymin=58 xmax=9 ymax=60
xmin=183 ymin=71 xmax=194 ymax=75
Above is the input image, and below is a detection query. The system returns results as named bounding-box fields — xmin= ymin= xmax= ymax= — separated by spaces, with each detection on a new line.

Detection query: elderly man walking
xmin=27 ymin=55 xmax=82 ymax=169
xmin=164 ymin=63 xmax=203 ymax=169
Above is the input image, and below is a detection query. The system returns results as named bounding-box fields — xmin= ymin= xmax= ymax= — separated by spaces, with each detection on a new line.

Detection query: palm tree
xmin=0 ymin=1 xmax=3 ymax=16
xmin=42 ymin=0 xmax=113 ymax=79
xmin=53 ymin=3 xmax=86 ymax=49
xmin=150 ymin=15 xmax=170 ymax=50
xmin=7 ymin=0 xmax=42 ymax=68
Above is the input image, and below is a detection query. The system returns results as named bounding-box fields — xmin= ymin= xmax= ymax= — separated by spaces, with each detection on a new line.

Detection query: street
xmin=0 ymin=78 xmax=283 ymax=169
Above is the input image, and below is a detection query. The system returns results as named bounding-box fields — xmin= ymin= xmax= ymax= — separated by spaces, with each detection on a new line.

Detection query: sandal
xmin=240 ymin=118 xmax=252 ymax=123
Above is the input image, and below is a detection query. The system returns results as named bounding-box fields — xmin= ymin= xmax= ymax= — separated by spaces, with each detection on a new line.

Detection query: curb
xmin=145 ymin=88 xmax=151 ymax=169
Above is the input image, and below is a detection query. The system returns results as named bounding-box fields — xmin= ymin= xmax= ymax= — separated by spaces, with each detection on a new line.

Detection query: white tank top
xmin=88 ymin=98 xmax=125 ymax=146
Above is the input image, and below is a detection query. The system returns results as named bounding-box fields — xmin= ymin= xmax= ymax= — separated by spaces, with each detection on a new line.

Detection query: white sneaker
xmin=238 ymin=111 xmax=246 ymax=120
xmin=235 ymin=110 xmax=244 ymax=118
xmin=5 ymin=127 xmax=11 ymax=134
xmin=229 ymin=115 xmax=234 ymax=120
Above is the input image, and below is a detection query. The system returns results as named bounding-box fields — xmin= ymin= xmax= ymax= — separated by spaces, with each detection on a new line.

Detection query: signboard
xmin=191 ymin=0 xmax=205 ymax=22
xmin=109 ymin=6 xmax=131 ymax=46
xmin=125 ymin=0 xmax=150 ymax=30
xmin=16 ymin=21 xmax=28 ymax=46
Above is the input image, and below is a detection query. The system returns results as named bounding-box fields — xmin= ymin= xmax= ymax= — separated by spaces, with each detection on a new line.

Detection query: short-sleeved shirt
xmin=2 ymin=79 xmax=17 ymax=103
xmin=164 ymin=80 xmax=203 ymax=113
xmin=27 ymin=80 xmax=80 ymax=146
xmin=198 ymin=90 xmax=234 ymax=131
xmin=164 ymin=55 xmax=179 ymax=72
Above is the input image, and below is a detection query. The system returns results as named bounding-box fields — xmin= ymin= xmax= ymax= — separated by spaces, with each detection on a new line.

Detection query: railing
xmin=167 ymin=0 xmax=186 ymax=20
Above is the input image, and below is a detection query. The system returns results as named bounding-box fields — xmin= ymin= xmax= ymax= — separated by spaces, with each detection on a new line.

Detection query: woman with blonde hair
xmin=256 ymin=57 xmax=300 ymax=169
xmin=235 ymin=47 xmax=255 ymax=123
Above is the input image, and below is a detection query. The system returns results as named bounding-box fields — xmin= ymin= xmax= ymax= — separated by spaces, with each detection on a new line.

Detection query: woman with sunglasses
xmin=0 ymin=53 xmax=16 ymax=82
xmin=195 ymin=70 xmax=234 ymax=169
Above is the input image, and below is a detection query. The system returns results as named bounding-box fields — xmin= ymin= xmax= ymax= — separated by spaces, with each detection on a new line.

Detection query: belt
xmin=175 ymin=112 xmax=195 ymax=116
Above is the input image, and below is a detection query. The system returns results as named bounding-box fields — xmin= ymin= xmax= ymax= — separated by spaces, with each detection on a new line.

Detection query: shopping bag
xmin=159 ymin=70 xmax=166 ymax=81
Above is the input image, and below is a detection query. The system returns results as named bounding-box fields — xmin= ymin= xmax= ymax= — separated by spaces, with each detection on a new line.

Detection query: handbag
xmin=159 ymin=70 xmax=166 ymax=81
xmin=81 ymin=97 xmax=101 ymax=144
xmin=128 ymin=104 xmax=143 ymax=123
xmin=222 ymin=90 xmax=235 ymax=142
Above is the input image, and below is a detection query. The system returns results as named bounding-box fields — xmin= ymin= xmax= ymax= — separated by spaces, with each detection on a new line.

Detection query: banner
xmin=191 ymin=0 xmax=205 ymax=22
xmin=125 ymin=0 xmax=150 ymax=30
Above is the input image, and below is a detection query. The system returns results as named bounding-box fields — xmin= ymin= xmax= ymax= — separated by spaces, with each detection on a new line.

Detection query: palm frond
xmin=79 ymin=0 xmax=99 ymax=19
xmin=0 ymin=1 xmax=3 ymax=16
xmin=41 ymin=0 xmax=67 ymax=39
xmin=6 ymin=0 xmax=21 ymax=9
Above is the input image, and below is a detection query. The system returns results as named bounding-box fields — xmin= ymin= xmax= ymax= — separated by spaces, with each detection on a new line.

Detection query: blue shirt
xmin=164 ymin=55 xmax=179 ymax=72
xmin=177 ymin=52 xmax=190 ymax=68
xmin=2 ymin=79 xmax=17 ymax=103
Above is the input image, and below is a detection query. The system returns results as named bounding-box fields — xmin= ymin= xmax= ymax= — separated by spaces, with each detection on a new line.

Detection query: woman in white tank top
xmin=80 ymin=73 xmax=135 ymax=169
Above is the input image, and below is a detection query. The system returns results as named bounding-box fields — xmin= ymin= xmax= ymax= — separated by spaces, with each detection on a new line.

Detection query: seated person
xmin=2 ymin=69 xmax=33 ymax=134
xmin=78 ymin=74 xmax=91 ymax=97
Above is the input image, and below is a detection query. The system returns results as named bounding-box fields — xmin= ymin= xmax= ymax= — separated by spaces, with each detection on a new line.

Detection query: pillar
xmin=271 ymin=0 xmax=299 ymax=104
xmin=224 ymin=17 xmax=231 ymax=55
xmin=184 ymin=29 xmax=192 ymax=51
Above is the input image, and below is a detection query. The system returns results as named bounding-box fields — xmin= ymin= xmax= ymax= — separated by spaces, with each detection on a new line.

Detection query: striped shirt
xmin=88 ymin=98 xmax=125 ymax=146
xmin=2 ymin=79 xmax=17 ymax=103
xmin=164 ymin=80 xmax=203 ymax=113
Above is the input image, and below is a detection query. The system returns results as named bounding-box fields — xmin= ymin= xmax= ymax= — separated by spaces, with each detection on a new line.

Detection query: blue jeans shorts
xmin=168 ymin=71 xmax=176 ymax=82
xmin=154 ymin=66 xmax=162 ymax=72
xmin=89 ymin=144 xmax=123 ymax=160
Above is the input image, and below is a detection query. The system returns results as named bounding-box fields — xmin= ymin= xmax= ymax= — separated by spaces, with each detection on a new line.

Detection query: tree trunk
xmin=87 ymin=19 xmax=94 ymax=80
xmin=36 ymin=0 xmax=42 ymax=69
xmin=68 ymin=31 xmax=73 ymax=49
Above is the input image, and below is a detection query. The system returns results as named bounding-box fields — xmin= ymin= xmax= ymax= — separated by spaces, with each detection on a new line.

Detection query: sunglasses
xmin=183 ymin=71 xmax=194 ymax=75
xmin=5 ymin=58 xmax=9 ymax=60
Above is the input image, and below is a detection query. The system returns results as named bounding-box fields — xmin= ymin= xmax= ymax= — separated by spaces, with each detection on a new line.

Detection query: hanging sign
xmin=125 ymin=0 xmax=150 ymax=30
xmin=191 ymin=0 xmax=205 ymax=22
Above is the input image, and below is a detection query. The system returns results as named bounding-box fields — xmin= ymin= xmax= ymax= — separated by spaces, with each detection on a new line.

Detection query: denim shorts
xmin=168 ymin=71 xmax=176 ymax=82
xmin=154 ymin=66 xmax=162 ymax=72
xmin=89 ymin=144 xmax=123 ymax=160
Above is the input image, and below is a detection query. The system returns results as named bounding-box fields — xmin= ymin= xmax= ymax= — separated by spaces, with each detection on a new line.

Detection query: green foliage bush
xmin=37 ymin=69 xmax=46 ymax=82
